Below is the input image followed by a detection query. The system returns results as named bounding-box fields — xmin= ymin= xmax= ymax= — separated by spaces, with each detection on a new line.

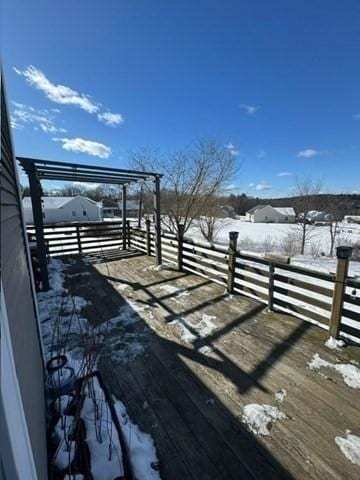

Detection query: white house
xmin=305 ymin=210 xmax=332 ymax=223
xmin=344 ymin=215 xmax=360 ymax=224
xmin=23 ymin=195 xmax=103 ymax=225
xmin=246 ymin=205 xmax=296 ymax=223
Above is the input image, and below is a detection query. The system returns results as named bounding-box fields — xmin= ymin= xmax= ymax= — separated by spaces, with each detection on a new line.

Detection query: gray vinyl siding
xmin=1 ymin=81 xmax=48 ymax=479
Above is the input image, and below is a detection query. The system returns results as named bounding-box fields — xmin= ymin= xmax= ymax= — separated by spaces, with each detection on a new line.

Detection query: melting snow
xmin=113 ymin=397 xmax=161 ymax=479
xmin=335 ymin=432 xmax=360 ymax=466
xmin=324 ymin=337 xmax=346 ymax=351
xmin=169 ymin=313 xmax=218 ymax=347
xmin=241 ymin=404 xmax=287 ymax=436
xmin=160 ymin=284 xmax=190 ymax=301
xmin=308 ymin=354 xmax=360 ymax=389
xmin=275 ymin=389 xmax=287 ymax=403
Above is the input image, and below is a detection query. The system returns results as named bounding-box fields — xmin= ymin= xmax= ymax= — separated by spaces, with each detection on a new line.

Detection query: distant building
xmin=118 ymin=199 xmax=139 ymax=218
xmin=305 ymin=210 xmax=332 ymax=224
xmin=344 ymin=215 xmax=360 ymax=224
xmin=246 ymin=205 xmax=296 ymax=223
xmin=100 ymin=198 xmax=120 ymax=217
xmin=23 ymin=195 xmax=103 ymax=224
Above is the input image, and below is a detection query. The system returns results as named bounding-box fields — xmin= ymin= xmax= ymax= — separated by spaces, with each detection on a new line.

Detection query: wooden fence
xmin=130 ymin=226 xmax=360 ymax=343
xmin=26 ymin=220 xmax=128 ymax=256
xmin=27 ymin=221 xmax=360 ymax=342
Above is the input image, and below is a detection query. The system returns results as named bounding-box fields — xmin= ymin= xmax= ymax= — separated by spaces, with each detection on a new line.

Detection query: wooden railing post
xmin=126 ymin=220 xmax=131 ymax=249
xmin=177 ymin=224 xmax=185 ymax=271
xmin=227 ymin=231 xmax=239 ymax=293
xmin=76 ymin=225 xmax=82 ymax=254
xmin=329 ymin=246 xmax=352 ymax=339
xmin=145 ymin=219 xmax=151 ymax=256
xmin=268 ymin=263 xmax=275 ymax=311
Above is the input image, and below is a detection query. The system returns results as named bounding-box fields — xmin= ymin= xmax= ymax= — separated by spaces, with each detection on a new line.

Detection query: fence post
xmin=126 ymin=220 xmax=131 ymax=249
xmin=177 ymin=224 xmax=185 ymax=271
xmin=76 ymin=225 xmax=82 ymax=254
xmin=227 ymin=231 xmax=239 ymax=293
xmin=268 ymin=263 xmax=275 ymax=311
xmin=145 ymin=219 xmax=151 ymax=256
xmin=329 ymin=246 xmax=352 ymax=339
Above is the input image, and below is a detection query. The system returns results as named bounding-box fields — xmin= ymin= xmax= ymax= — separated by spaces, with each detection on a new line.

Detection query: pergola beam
xmin=18 ymin=156 xmax=161 ymax=178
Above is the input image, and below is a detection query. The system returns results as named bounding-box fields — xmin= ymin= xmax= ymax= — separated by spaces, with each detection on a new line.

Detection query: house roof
xmin=247 ymin=205 xmax=295 ymax=216
xmin=273 ymin=207 xmax=296 ymax=216
xmin=23 ymin=195 xmax=99 ymax=209
xmin=247 ymin=204 xmax=268 ymax=214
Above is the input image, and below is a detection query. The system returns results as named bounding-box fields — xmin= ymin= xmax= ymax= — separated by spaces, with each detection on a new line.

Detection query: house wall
xmin=24 ymin=196 xmax=103 ymax=224
xmin=253 ymin=206 xmax=295 ymax=223
xmin=1 ymin=82 xmax=48 ymax=479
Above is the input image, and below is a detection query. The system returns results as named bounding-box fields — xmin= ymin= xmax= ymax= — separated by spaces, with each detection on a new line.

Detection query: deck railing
xmin=26 ymin=220 xmax=127 ymax=256
xmin=27 ymin=221 xmax=360 ymax=343
xmin=129 ymin=226 xmax=360 ymax=343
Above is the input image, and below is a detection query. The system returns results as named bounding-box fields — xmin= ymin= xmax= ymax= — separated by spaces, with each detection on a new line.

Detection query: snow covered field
xmin=187 ymin=219 xmax=360 ymax=278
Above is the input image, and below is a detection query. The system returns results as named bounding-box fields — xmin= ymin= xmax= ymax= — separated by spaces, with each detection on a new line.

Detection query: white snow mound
xmin=335 ymin=433 xmax=360 ymax=466
xmin=308 ymin=353 xmax=360 ymax=389
xmin=241 ymin=404 xmax=287 ymax=436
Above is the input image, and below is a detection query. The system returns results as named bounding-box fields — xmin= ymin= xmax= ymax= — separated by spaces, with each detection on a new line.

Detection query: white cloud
xmin=11 ymin=101 xmax=66 ymax=134
xmin=255 ymin=183 xmax=272 ymax=191
xmin=277 ymin=171 xmax=293 ymax=177
xmin=296 ymin=148 xmax=326 ymax=159
xmin=225 ymin=143 xmax=239 ymax=156
xmin=14 ymin=65 xmax=100 ymax=113
xmin=240 ymin=104 xmax=260 ymax=115
xmin=53 ymin=137 xmax=111 ymax=158
xmin=97 ymin=111 xmax=124 ymax=126
xmin=14 ymin=65 xmax=124 ymax=126
xmin=353 ymin=113 xmax=360 ymax=120
xmin=248 ymin=183 xmax=255 ymax=188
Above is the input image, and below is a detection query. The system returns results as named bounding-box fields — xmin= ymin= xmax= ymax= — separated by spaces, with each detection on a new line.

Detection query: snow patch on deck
xmin=241 ymin=404 xmax=287 ymax=436
xmin=324 ymin=337 xmax=346 ymax=351
xmin=308 ymin=353 xmax=360 ymax=388
xmin=335 ymin=432 xmax=360 ymax=466
xmin=169 ymin=313 xmax=218 ymax=348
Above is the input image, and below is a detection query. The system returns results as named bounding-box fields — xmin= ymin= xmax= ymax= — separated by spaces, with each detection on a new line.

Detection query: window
xmin=42 ymin=212 xmax=46 ymax=219
xmin=83 ymin=210 xmax=87 ymax=216
xmin=285 ymin=216 xmax=288 ymax=221
xmin=72 ymin=211 xmax=76 ymax=217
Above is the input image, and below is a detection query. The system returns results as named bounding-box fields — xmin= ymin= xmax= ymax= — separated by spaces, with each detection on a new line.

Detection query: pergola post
xmin=154 ymin=176 xmax=162 ymax=265
xmin=122 ymin=185 xmax=127 ymax=250
xmin=28 ymin=165 xmax=49 ymax=291
xmin=137 ymin=185 xmax=143 ymax=228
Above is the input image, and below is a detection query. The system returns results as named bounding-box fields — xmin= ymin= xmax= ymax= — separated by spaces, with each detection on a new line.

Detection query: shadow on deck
xmin=57 ymin=250 xmax=359 ymax=480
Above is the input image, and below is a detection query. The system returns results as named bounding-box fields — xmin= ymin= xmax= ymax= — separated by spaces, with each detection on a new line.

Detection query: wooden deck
xmin=63 ymin=250 xmax=360 ymax=480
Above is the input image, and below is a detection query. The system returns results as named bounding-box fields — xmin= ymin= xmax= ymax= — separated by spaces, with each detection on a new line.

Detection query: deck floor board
xmin=63 ymin=252 xmax=360 ymax=480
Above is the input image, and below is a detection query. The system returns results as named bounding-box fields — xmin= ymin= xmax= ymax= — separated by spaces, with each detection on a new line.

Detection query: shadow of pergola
xmin=59 ymin=251 xmax=309 ymax=479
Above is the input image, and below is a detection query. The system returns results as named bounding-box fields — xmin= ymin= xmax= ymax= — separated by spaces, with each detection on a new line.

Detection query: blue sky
xmin=3 ymin=0 xmax=360 ymax=196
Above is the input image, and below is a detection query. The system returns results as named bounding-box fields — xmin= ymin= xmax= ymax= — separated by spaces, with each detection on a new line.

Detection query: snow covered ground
xmin=38 ymin=258 xmax=161 ymax=480
xmin=186 ymin=219 xmax=360 ymax=277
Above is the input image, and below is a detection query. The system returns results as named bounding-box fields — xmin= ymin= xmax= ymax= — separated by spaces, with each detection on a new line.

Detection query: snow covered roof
xmin=247 ymin=205 xmax=269 ymax=214
xmin=273 ymin=207 xmax=295 ymax=216
xmin=247 ymin=205 xmax=295 ymax=216
xmin=23 ymin=196 xmax=99 ymax=209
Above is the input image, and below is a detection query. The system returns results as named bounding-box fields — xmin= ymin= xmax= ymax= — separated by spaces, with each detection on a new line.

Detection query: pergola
xmin=18 ymin=156 xmax=163 ymax=290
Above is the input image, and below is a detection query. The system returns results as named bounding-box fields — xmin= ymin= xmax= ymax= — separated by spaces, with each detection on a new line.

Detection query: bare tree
xmin=130 ymin=139 xmax=237 ymax=237
xmin=326 ymin=201 xmax=346 ymax=257
xmin=293 ymin=177 xmax=322 ymax=255
xmin=196 ymin=195 xmax=228 ymax=242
